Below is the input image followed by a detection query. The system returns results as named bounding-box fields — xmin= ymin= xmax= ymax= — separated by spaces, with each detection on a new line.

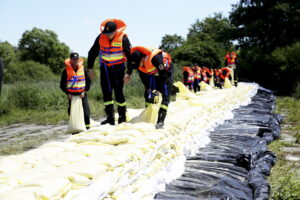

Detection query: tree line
xmin=160 ymin=0 xmax=300 ymax=95
xmin=0 ymin=0 xmax=299 ymax=95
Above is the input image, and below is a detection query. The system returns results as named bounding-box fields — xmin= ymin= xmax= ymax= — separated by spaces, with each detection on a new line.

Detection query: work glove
xmin=147 ymin=90 xmax=160 ymax=104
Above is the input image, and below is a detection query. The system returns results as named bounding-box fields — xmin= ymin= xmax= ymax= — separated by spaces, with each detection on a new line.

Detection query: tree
xmin=18 ymin=28 xmax=70 ymax=73
xmin=230 ymin=0 xmax=300 ymax=51
xmin=159 ymin=34 xmax=184 ymax=54
xmin=0 ymin=41 xmax=16 ymax=67
xmin=229 ymin=0 xmax=300 ymax=94
xmin=172 ymin=13 xmax=234 ymax=67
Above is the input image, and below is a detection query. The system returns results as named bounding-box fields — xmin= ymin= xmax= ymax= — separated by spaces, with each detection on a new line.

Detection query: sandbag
xmin=67 ymin=96 xmax=86 ymax=134
xmin=200 ymin=81 xmax=213 ymax=91
xmin=129 ymin=93 xmax=162 ymax=124
xmin=209 ymin=76 xmax=215 ymax=87
xmin=224 ymin=77 xmax=233 ymax=88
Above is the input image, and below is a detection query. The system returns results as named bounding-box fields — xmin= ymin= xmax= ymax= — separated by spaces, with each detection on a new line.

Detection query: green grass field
xmin=269 ymin=97 xmax=300 ymax=200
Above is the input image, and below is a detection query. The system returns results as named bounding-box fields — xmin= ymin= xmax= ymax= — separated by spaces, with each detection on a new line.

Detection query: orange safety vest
xmin=65 ymin=58 xmax=85 ymax=93
xmin=225 ymin=52 xmax=237 ymax=67
xmin=162 ymin=52 xmax=172 ymax=71
xmin=192 ymin=66 xmax=201 ymax=80
xmin=183 ymin=67 xmax=194 ymax=83
xmin=202 ymin=67 xmax=212 ymax=83
xmin=131 ymin=46 xmax=162 ymax=75
xmin=219 ymin=67 xmax=231 ymax=80
xmin=99 ymin=19 xmax=127 ymax=66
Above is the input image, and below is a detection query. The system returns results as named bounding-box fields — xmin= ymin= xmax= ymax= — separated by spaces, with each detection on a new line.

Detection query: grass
xmin=268 ymin=96 xmax=300 ymax=200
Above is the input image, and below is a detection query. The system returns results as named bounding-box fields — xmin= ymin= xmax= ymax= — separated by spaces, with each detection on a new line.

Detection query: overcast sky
xmin=0 ymin=0 xmax=238 ymax=56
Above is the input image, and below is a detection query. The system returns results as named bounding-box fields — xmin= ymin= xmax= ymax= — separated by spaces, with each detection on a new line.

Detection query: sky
xmin=0 ymin=0 xmax=238 ymax=56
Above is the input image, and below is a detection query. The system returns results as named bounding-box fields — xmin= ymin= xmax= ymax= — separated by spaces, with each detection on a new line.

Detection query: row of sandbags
xmin=0 ymin=82 xmax=258 ymax=200
xmin=155 ymin=87 xmax=281 ymax=200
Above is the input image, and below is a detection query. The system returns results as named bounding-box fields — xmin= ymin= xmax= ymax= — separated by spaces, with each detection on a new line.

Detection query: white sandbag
xmin=200 ymin=81 xmax=213 ymax=91
xmin=67 ymin=95 xmax=86 ymax=134
xmin=224 ymin=77 xmax=233 ymax=88
xmin=209 ymin=76 xmax=215 ymax=87
xmin=129 ymin=93 xmax=162 ymax=124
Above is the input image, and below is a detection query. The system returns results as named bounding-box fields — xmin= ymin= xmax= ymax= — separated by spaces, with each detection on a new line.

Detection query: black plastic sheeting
xmin=155 ymin=87 xmax=282 ymax=200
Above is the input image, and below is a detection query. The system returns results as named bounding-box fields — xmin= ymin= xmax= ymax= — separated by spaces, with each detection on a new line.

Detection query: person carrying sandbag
xmin=60 ymin=52 xmax=91 ymax=129
xmin=219 ymin=67 xmax=232 ymax=88
xmin=192 ymin=64 xmax=201 ymax=92
xmin=124 ymin=46 xmax=174 ymax=129
xmin=182 ymin=65 xmax=194 ymax=91
xmin=225 ymin=51 xmax=238 ymax=86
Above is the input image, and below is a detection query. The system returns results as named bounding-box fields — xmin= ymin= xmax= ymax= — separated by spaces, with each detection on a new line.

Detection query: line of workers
xmin=60 ymin=19 xmax=173 ymax=130
xmin=182 ymin=52 xmax=238 ymax=92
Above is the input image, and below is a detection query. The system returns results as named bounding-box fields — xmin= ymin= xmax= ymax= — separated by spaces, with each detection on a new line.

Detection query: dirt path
xmin=0 ymin=123 xmax=69 ymax=155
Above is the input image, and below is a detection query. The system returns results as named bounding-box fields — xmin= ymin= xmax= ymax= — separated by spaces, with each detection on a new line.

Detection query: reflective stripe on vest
xmin=65 ymin=58 xmax=86 ymax=93
xmin=99 ymin=32 xmax=126 ymax=66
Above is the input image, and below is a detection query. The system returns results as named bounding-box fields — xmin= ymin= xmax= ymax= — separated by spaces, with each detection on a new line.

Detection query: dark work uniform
xmin=225 ymin=59 xmax=238 ymax=86
xmin=88 ymin=35 xmax=131 ymax=107
xmin=127 ymin=52 xmax=174 ymax=111
xmin=0 ymin=59 xmax=3 ymax=95
xmin=60 ymin=68 xmax=91 ymax=128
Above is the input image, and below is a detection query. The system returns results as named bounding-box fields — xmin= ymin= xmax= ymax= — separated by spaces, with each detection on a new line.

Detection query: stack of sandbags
xmin=0 ymin=82 xmax=258 ymax=200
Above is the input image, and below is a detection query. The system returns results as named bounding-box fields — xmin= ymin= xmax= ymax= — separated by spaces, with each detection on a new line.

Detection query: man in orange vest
xmin=219 ymin=67 xmax=232 ymax=87
xmin=60 ymin=53 xmax=91 ymax=129
xmin=225 ymin=52 xmax=238 ymax=86
xmin=87 ymin=19 xmax=131 ymax=125
xmin=183 ymin=64 xmax=194 ymax=91
xmin=124 ymin=46 xmax=173 ymax=129
xmin=192 ymin=64 xmax=201 ymax=92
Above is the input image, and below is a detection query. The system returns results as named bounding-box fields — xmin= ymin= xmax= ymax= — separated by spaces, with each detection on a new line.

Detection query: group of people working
xmin=182 ymin=52 xmax=238 ymax=92
xmin=60 ymin=19 xmax=173 ymax=130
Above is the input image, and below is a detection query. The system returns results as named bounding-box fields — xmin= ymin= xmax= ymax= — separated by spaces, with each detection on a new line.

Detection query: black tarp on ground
xmin=155 ymin=87 xmax=282 ymax=200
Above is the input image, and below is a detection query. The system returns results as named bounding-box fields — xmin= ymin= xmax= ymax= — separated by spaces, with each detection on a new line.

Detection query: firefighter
xmin=192 ymin=64 xmax=201 ymax=92
xmin=219 ymin=67 xmax=232 ymax=87
xmin=183 ymin=64 xmax=194 ymax=91
xmin=124 ymin=46 xmax=173 ymax=129
xmin=225 ymin=52 xmax=238 ymax=86
xmin=87 ymin=19 xmax=131 ymax=125
xmin=60 ymin=53 xmax=91 ymax=129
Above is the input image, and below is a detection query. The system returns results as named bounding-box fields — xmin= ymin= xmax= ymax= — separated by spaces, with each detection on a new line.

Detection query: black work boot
xmin=101 ymin=105 xmax=115 ymax=125
xmin=156 ymin=108 xmax=167 ymax=129
xmin=117 ymin=106 xmax=127 ymax=124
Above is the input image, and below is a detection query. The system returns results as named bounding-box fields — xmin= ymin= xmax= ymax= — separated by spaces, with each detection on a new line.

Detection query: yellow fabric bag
xmin=67 ymin=96 xmax=86 ymax=134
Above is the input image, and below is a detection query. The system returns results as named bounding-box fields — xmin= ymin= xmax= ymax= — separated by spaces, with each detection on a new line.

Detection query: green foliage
xmin=4 ymin=60 xmax=57 ymax=83
xmin=7 ymin=82 xmax=66 ymax=110
xmin=159 ymin=34 xmax=184 ymax=54
xmin=294 ymin=83 xmax=300 ymax=99
xmin=18 ymin=27 xmax=70 ymax=74
xmin=0 ymin=41 xmax=16 ymax=67
xmin=164 ymin=13 xmax=234 ymax=67
xmin=271 ymin=170 xmax=300 ymax=200
xmin=230 ymin=1 xmax=300 ymax=94
xmin=230 ymin=0 xmax=300 ymax=51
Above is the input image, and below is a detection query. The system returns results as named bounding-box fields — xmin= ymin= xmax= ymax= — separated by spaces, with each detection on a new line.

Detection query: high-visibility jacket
xmin=225 ymin=52 xmax=237 ymax=68
xmin=219 ymin=67 xmax=231 ymax=80
xmin=162 ymin=52 xmax=172 ymax=71
xmin=192 ymin=66 xmax=201 ymax=80
xmin=202 ymin=67 xmax=212 ymax=83
xmin=99 ymin=19 xmax=127 ymax=66
xmin=65 ymin=58 xmax=85 ymax=93
xmin=131 ymin=46 xmax=162 ymax=75
xmin=183 ymin=67 xmax=194 ymax=83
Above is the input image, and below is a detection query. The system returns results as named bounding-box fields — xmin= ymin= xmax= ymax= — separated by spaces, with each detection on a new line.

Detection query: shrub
xmin=4 ymin=60 xmax=56 ymax=83
xmin=7 ymin=82 xmax=66 ymax=110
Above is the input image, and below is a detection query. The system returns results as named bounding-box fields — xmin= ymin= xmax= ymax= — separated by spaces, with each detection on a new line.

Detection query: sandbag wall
xmin=155 ymin=87 xmax=282 ymax=200
xmin=0 ymin=83 xmax=258 ymax=200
